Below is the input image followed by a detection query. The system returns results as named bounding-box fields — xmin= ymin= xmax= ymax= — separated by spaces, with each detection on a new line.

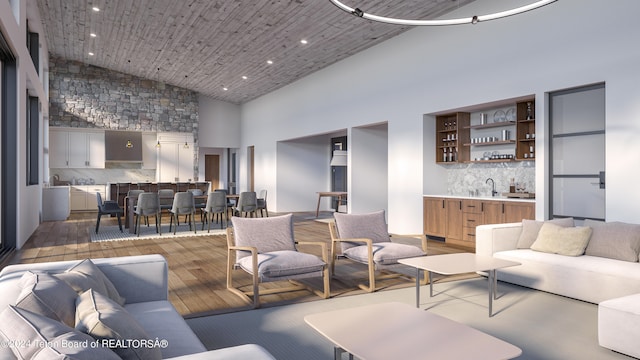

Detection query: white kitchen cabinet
xmin=156 ymin=133 xmax=194 ymax=182
xmin=50 ymin=129 xmax=105 ymax=168
xmin=49 ymin=130 xmax=69 ymax=168
xmin=70 ymin=185 xmax=106 ymax=211
xmin=142 ymin=132 xmax=157 ymax=170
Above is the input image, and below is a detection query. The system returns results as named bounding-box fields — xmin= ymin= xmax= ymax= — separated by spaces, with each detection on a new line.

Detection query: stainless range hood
xmin=105 ymin=131 xmax=143 ymax=163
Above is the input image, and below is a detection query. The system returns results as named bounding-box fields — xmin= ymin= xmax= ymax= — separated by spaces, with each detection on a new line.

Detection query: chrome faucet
xmin=486 ymin=178 xmax=498 ymax=197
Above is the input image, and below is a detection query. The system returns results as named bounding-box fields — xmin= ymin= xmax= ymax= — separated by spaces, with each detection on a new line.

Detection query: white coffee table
xmin=304 ymin=302 xmax=522 ymax=360
xmin=398 ymin=253 xmax=520 ymax=317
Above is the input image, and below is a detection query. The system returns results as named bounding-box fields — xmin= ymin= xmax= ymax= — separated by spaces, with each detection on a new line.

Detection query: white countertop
xmin=423 ymin=194 xmax=535 ymax=203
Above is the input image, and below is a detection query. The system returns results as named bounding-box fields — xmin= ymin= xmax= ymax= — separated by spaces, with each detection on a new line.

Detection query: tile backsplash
xmin=446 ymin=161 xmax=535 ymax=197
xmin=50 ymin=168 xmax=156 ymax=185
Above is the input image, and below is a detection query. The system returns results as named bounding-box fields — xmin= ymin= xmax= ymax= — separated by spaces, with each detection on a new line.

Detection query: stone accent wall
xmin=48 ymin=56 xmax=199 ymax=143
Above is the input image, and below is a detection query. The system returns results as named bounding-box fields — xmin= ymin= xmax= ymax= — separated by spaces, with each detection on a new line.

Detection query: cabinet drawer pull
xmin=467 ymin=219 xmax=475 ymax=222
xmin=467 ymin=233 xmax=475 ymax=237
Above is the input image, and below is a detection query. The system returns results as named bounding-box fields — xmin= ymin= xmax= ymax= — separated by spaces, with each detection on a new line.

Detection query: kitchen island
xmin=107 ymin=181 xmax=211 ymax=208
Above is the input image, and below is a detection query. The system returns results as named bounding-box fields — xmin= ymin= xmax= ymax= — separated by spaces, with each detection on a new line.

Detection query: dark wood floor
xmin=5 ymin=211 xmax=469 ymax=317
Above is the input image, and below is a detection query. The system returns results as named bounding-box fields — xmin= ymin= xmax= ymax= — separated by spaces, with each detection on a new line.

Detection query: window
xmin=26 ymin=21 xmax=39 ymax=74
xmin=27 ymin=95 xmax=39 ymax=185
xmin=1 ymin=29 xmax=18 ymax=254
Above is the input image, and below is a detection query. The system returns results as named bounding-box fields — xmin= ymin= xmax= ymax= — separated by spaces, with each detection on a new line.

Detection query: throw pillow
xmin=584 ymin=220 xmax=640 ymax=262
xmin=0 ymin=305 xmax=119 ymax=360
xmin=516 ymin=218 xmax=575 ymax=248
xmin=530 ymin=222 xmax=592 ymax=256
xmin=55 ymin=259 xmax=126 ymax=306
xmin=15 ymin=271 xmax=78 ymax=327
xmin=75 ymin=289 xmax=162 ymax=360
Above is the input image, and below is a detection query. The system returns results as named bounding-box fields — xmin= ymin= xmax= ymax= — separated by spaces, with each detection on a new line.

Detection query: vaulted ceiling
xmin=36 ymin=0 xmax=476 ymax=104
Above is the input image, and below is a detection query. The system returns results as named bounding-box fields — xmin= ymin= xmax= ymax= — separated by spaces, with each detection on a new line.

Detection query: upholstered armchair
xmin=329 ymin=210 xmax=428 ymax=292
xmin=226 ymin=214 xmax=330 ymax=308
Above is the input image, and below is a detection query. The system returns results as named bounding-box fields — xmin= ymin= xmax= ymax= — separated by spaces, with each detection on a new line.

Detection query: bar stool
xmin=116 ymin=183 xmax=131 ymax=208
xmin=158 ymin=182 xmax=173 ymax=190
xmin=137 ymin=182 xmax=152 ymax=192
xmin=176 ymin=182 xmax=190 ymax=192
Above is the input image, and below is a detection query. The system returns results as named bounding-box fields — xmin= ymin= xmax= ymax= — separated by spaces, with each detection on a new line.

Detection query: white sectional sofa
xmin=476 ymin=220 xmax=640 ymax=303
xmin=476 ymin=219 xmax=640 ymax=358
xmin=0 ymin=254 xmax=275 ymax=359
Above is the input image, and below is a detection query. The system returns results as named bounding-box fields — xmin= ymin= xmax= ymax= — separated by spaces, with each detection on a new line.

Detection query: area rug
xmin=186 ymin=278 xmax=628 ymax=360
xmin=91 ymin=223 xmax=225 ymax=242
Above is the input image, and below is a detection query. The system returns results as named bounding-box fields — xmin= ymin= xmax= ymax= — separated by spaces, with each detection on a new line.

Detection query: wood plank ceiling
xmin=36 ymin=0 xmax=476 ymax=104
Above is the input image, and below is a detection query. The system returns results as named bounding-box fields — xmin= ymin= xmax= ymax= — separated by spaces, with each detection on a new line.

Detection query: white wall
xmin=198 ymin=95 xmax=241 ymax=148
xmin=1 ymin=0 xmax=49 ymax=249
xmin=276 ymin=135 xmax=330 ymax=212
xmin=351 ymin=123 xmax=388 ymax=215
xmin=240 ymin=0 xmax=640 ymax=234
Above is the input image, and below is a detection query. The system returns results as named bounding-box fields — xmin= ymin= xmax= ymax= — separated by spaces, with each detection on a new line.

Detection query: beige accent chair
xmin=226 ymin=214 xmax=330 ymax=308
xmin=329 ymin=210 xmax=428 ymax=292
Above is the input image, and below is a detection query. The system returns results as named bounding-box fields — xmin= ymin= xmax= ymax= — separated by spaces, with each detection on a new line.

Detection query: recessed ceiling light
xmin=242 ymin=76 xmax=248 ymax=80
xmin=300 ymin=39 xmax=308 ymax=45
xmin=267 ymin=60 xmax=273 ymax=65
xmin=90 ymin=33 xmax=97 ymax=37
xmin=92 ymin=6 xmax=100 ymax=12
xmin=223 ymin=87 xmax=228 ymax=91
xmin=88 ymin=52 xmax=94 ymax=56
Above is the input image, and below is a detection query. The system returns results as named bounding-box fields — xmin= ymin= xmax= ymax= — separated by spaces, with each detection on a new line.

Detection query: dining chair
xmin=134 ymin=192 xmax=161 ymax=237
xmin=169 ymin=191 xmax=196 ymax=234
xmin=226 ymin=214 xmax=330 ymax=308
xmin=158 ymin=189 xmax=174 ymax=219
xmin=127 ymin=189 xmax=145 ymax=225
xmin=236 ymin=191 xmax=258 ymax=217
xmin=329 ymin=210 xmax=428 ymax=292
xmin=257 ymin=189 xmax=268 ymax=217
xmin=201 ymin=191 xmax=227 ymax=231
xmin=95 ymin=192 xmax=123 ymax=233
xmin=215 ymin=189 xmax=236 ymax=218
xmin=188 ymin=188 xmax=206 ymax=223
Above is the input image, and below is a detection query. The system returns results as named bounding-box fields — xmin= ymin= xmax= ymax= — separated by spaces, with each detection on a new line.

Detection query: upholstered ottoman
xmin=598 ymin=293 xmax=640 ymax=358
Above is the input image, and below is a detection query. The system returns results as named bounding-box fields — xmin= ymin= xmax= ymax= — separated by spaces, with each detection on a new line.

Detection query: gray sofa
xmin=0 ymin=254 xmax=275 ymax=359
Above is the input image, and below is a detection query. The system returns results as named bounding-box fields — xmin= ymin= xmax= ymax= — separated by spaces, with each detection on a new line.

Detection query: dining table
xmin=315 ymin=191 xmax=347 ymax=217
xmin=125 ymin=193 xmax=239 ymax=233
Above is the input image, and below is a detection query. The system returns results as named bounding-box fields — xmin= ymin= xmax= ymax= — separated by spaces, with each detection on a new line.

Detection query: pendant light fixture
xmin=328 ymin=0 xmax=557 ymax=26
